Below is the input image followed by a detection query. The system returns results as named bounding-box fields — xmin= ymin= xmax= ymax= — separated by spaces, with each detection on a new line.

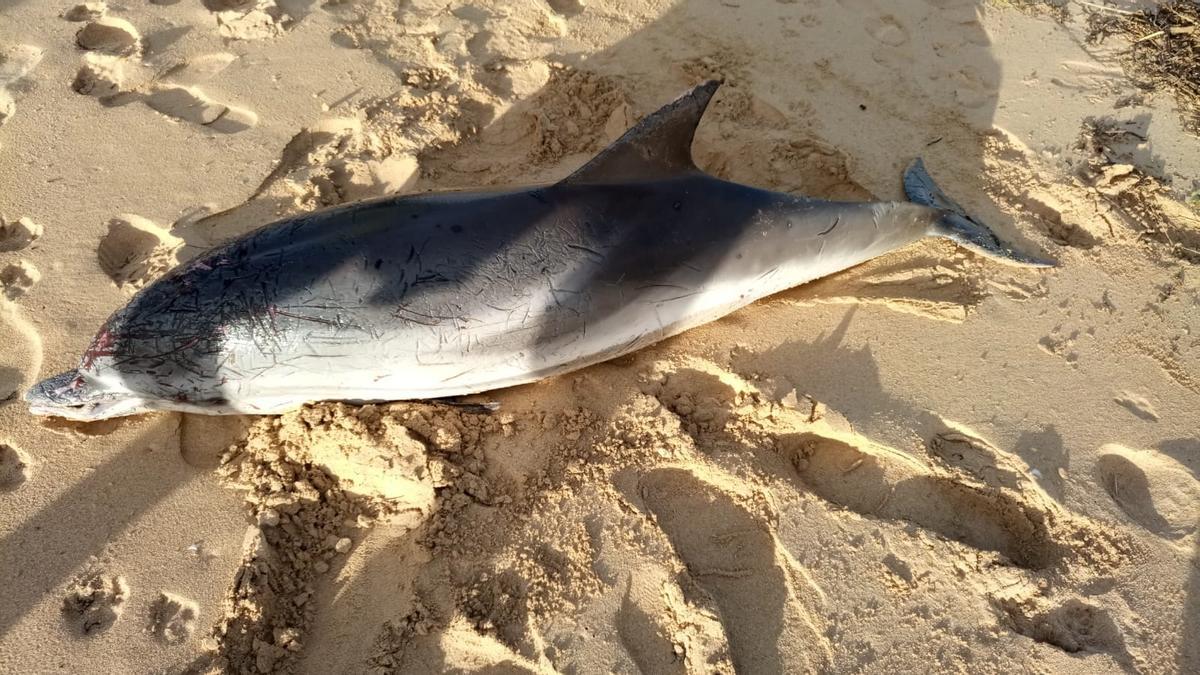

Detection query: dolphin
xmin=27 ymin=80 xmax=1052 ymax=420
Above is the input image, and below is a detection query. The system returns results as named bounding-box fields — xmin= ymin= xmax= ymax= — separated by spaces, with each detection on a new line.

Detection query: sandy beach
xmin=1 ymin=0 xmax=1198 ymax=672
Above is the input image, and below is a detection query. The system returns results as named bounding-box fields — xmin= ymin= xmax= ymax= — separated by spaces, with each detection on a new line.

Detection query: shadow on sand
xmin=176 ymin=0 xmax=1015 ymax=670
xmin=0 ymin=416 xmax=184 ymax=638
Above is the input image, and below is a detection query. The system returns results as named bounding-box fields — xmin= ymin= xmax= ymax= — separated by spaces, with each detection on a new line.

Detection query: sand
xmin=1 ymin=0 xmax=1198 ymax=673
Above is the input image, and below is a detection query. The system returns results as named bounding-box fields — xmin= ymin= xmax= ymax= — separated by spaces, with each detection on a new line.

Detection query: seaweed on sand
xmin=1086 ymin=1 xmax=1200 ymax=133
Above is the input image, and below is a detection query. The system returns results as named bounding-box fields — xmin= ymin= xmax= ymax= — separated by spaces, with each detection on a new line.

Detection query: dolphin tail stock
xmin=903 ymin=158 xmax=1056 ymax=268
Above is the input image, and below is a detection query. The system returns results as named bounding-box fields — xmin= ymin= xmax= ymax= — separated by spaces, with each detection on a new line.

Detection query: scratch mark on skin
xmin=655 ymin=291 xmax=702 ymax=303
xmin=288 ymin=303 xmax=369 ymax=312
xmin=268 ymin=308 xmax=344 ymax=328
xmin=638 ymin=283 xmax=690 ymax=292
xmin=392 ymin=306 xmax=448 ymax=327
xmin=819 ymin=215 xmax=840 ymax=236
xmin=566 ymin=243 xmax=605 ymax=262
xmin=113 ymin=337 xmax=203 ymax=367
xmin=484 ymin=303 xmax=521 ymax=314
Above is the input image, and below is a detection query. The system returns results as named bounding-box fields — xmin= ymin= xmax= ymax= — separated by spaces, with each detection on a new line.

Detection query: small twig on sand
xmin=1075 ymin=1 xmax=1138 ymax=16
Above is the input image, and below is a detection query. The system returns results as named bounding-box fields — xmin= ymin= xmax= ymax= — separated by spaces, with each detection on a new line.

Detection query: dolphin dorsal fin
xmin=558 ymin=80 xmax=721 ymax=185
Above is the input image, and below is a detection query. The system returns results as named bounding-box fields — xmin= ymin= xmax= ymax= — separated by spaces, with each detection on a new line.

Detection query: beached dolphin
xmin=27 ymin=80 xmax=1052 ymax=421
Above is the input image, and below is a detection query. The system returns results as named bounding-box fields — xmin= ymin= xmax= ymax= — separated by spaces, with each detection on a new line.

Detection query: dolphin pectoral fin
xmin=559 ymin=80 xmax=722 ymax=185
xmin=904 ymin=158 xmax=1057 ymax=268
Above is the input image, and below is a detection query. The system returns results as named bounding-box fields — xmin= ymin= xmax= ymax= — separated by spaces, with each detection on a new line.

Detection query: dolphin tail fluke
xmin=903 ymin=158 xmax=1056 ymax=268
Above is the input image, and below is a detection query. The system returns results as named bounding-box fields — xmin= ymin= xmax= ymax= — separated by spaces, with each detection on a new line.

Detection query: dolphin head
xmin=25 ymin=369 xmax=154 ymax=421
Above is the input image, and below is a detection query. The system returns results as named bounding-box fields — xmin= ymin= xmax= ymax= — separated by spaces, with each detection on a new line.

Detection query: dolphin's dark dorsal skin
xmin=562 ymin=80 xmax=718 ymax=184
xmin=27 ymin=80 xmax=1051 ymax=420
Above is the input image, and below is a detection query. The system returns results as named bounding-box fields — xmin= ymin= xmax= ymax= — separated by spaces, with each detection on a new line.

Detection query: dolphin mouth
xmin=25 ymin=370 xmax=150 ymax=421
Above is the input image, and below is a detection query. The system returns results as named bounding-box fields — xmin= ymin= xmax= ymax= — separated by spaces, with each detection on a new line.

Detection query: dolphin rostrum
xmin=27 ymin=80 xmax=1052 ymax=420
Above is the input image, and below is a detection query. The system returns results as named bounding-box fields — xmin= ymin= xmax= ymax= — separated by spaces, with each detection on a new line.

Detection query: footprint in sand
xmin=62 ymin=571 xmax=130 ymax=636
xmin=0 ymin=441 xmax=30 ymax=490
xmin=0 ymin=45 xmax=44 ymax=128
xmin=75 ymin=16 xmax=142 ymax=57
xmin=146 ymin=52 xmax=257 ymax=132
xmin=646 ymin=358 xmax=1119 ymax=572
xmin=780 ymin=429 xmax=1062 ymax=569
xmin=97 ymin=214 xmax=183 ymax=289
xmin=616 ymin=574 xmax=689 ymax=675
xmin=865 ymin=15 xmax=909 ymax=47
xmin=0 ymin=366 xmax=20 ymax=404
xmin=0 ymin=292 xmax=42 ymax=406
xmin=0 ymin=45 xmax=43 ymax=87
xmin=948 ymin=65 xmax=999 ymax=110
xmin=1096 ymin=444 xmax=1199 ymax=540
xmin=68 ymin=10 xmax=138 ymax=104
xmin=639 ymin=466 xmax=832 ymax=674
xmin=1112 ymin=392 xmax=1159 ymax=422
xmin=203 ymin=0 xmax=292 ymax=40
xmin=160 ymin=52 xmax=238 ymax=85
xmin=65 ymin=9 xmax=258 ymax=134
xmin=616 ymin=567 xmax=733 ymax=674
xmin=0 ymin=218 xmax=42 ymax=300
xmin=992 ymin=593 xmax=1133 ymax=664
xmin=1 ymin=260 xmax=41 ymax=300
xmin=0 ymin=215 xmax=42 ymax=252
xmin=179 ymin=414 xmax=255 ymax=469
xmin=926 ymin=418 xmax=1029 ymax=491
xmin=148 ymin=591 xmax=200 ymax=644
xmin=1019 ymin=599 xmax=1128 ymax=655
xmin=144 ymin=84 xmax=258 ymax=133
xmin=1038 ymin=326 xmax=1082 ymax=367
xmin=545 ymin=0 xmax=587 ymax=18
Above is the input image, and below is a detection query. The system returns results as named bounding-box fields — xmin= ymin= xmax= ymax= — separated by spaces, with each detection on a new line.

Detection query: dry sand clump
xmin=72 ymin=53 xmax=126 ymax=99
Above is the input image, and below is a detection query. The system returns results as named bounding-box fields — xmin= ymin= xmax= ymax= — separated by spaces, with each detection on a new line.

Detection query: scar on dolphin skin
xmin=818 ymin=216 xmax=840 ymax=236
xmin=26 ymin=80 xmax=1053 ymax=421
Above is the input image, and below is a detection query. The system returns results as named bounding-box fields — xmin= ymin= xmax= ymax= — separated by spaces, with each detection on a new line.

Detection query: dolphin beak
xmin=25 ymin=369 xmax=148 ymax=421
xmin=25 ymin=370 xmax=89 ymax=410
